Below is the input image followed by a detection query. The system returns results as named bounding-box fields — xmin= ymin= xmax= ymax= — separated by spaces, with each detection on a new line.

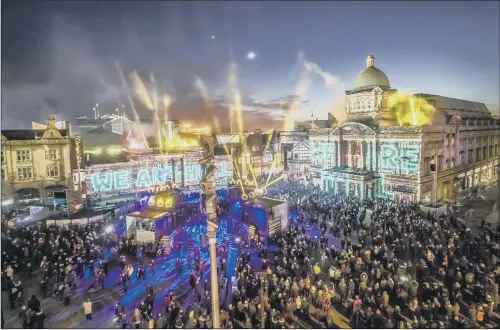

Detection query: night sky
xmin=2 ymin=1 xmax=499 ymax=130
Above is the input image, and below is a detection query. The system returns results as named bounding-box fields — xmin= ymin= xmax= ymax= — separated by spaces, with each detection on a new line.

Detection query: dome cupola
xmin=352 ymin=55 xmax=390 ymax=92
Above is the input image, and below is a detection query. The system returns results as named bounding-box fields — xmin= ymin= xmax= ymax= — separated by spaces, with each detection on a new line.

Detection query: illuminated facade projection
xmin=86 ymin=152 xmax=233 ymax=195
xmin=304 ymin=55 xmax=500 ymax=202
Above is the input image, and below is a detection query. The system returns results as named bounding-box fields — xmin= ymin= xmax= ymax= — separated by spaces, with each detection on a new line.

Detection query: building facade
xmin=294 ymin=55 xmax=500 ymax=202
xmin=232 ymin=131 xmax=283 ymax=181
xmin=1 ymin=116 xmax=78 ymax=198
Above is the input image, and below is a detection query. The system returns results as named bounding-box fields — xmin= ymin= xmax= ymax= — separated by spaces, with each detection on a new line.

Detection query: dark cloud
xmin=2 ymin=15 xmax=124 ymax=128
xmin=1 ymin=5 xmax=287 ymax=131
xmin=241 ymin=94 xmax=305 ymax=121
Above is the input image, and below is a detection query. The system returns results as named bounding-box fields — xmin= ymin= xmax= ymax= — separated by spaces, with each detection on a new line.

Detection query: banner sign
xmin=86 ymin=154 xmax=233 ymax=194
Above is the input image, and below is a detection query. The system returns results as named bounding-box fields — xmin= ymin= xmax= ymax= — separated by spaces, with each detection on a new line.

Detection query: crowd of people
xmin=1 ymin=219 xmax=116 ymax=328
xmin=2 ymin=178 xmax=499 ymax=329
xmin=264 ymin=179 xmax=500 ymax=329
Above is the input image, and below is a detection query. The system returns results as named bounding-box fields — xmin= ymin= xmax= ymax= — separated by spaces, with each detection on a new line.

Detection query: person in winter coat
xmin=83 ymin=299 xmax=92 ymax=320
xmin=476 ymin=306 xmax=485 ymax=324
xmin=186 ymin=311 xmax=197 ymax=329
xmin=27 ymin=295 xmax=40 ymax=313
xmin=155 ymin=313 xmax=165 ymax=329
xmin=34 ymin=309 xmax=45 ymax=329
xmin=62 ymin=284 xmax=71 ymax=305
xmin=382 ymin=291 xmax=390 ymax=309
xmin=147 ymin=316 xmax=154 ymax=329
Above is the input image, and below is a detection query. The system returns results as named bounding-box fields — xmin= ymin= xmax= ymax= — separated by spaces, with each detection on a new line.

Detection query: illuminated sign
xmin=262 ymin=151 xmax=273 ymax=164
xmin=310 ymin=141 xmax=335 ymax=167
xmin=86 ymin=155 xmax=233 ymax=194
xmin=380 ymin=142 xmax=420 ymax=175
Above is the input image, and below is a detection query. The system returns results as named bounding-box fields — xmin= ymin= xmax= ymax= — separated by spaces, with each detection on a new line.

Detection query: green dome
xmin=352 ymin=55 xmax=390 ymax=92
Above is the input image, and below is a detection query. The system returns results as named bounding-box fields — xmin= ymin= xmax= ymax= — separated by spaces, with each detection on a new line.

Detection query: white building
xmin=292 ymin=55 xmax=500 ymax=202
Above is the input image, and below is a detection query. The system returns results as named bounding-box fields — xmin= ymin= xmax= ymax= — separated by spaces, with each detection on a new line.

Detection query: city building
xmin=293 ymin=55 xmax=500 ymax=202
xmin=280 ymin=131 xmax=309 ymax=172
xmin=229 ymin=130 xmax=283 ymax=180
xmin=294 ymin=113 xmax=338 ymax=131
xmin=72 ymin=113 xmax=136 ymax=136
xmin=1 ymin=115 xmax=81 ymax=198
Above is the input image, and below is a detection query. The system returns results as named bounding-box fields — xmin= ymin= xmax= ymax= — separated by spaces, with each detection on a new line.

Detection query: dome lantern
xmin=366 ymin=55 xmax=375 ymax=68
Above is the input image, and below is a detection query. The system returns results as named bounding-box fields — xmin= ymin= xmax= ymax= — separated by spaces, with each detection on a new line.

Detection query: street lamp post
xmin=199 ymin=136 xmax=220 ymax=329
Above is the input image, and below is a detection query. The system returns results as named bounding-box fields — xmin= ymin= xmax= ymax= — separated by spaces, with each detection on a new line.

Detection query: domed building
xmin=344 ymin=55 xmax=398 ymax=126
xmin=301 ymin=55 xmax=500 ymax=203
xmin=352 ymin=55 xmax=391 ymax=92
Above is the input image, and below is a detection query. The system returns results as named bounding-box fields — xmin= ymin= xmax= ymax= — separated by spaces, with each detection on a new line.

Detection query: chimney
xmin=65 ymin=121 xmax=71 ymax=137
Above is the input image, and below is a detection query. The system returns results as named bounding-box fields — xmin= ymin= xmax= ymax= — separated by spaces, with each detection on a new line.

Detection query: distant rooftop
xmin=418 ymin=94 xmax=493 ymax=119
xmin=2 ymin=129 xmax=69 ymax=140
xmin=247 ymin=196 xmax=287 ymax=209
xmin=79 ymin=127 xmax=127 ymax=147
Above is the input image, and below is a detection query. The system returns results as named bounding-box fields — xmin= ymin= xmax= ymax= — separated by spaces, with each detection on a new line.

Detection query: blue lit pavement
xmin=39 ymin=234 xmax=240 ymax=329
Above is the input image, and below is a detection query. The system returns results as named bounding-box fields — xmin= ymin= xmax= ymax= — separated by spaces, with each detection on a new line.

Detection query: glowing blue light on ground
xmin=180 ymin=217 xmax=230 ymax=248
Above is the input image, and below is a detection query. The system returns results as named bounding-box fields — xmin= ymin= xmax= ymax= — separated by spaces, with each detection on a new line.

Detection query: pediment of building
xmin=41 ymin=128 xmax=63 ymax=139
xmin=330 ymin=122 xmax=377 ymax=137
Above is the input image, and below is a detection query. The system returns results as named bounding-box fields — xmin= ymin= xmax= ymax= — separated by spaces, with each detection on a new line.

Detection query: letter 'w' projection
xmin=91 ymin=172 xmax=113 ymax=192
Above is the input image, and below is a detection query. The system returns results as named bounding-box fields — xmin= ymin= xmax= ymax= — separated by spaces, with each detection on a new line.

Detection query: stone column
xmin=361 ymin=184 xmax=365 ymax=200
xmin=360 ymin=141 xmax=365 ymax=169
xmin=207 ymin=228 xmax=220 ymax=328
xmin=347 ymin=141 xmax=352 ymax=167
xmin=337 ymin=141 xmax=342 ymax=167
xmin=368 ymin=141 xmax=372 ymax=171
xmin=334 ymin=141 xmax=338 ymax=167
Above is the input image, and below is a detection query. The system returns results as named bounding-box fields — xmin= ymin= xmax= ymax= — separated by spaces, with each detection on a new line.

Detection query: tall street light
xmin=199 ymin=135 xmax=220 ymax=328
